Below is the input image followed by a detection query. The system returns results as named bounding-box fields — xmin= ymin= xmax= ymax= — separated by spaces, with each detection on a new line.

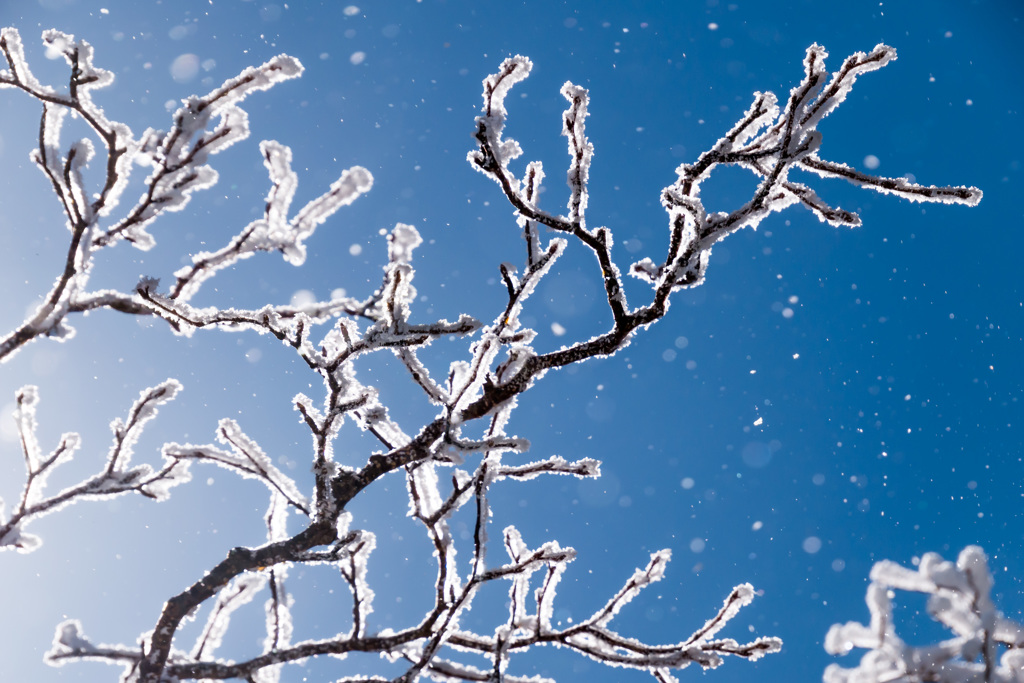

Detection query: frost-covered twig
xmin=444 ymin=533 xmax=780 ymax=680
xmin=0 ymin=27 xmax=370 ymax=363
xmin=463 ymin=47 xmax=980 ymax=432
xmin=825 ymin=546 xmax=1024 ymax=683
xmin=166 ymin=419 xmax=311 ymax=516
xmin=0 ymin=382 xmax=190 ymax=553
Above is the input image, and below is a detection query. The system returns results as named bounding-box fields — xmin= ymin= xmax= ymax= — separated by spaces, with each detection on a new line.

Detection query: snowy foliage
xmin=0 ymin=27 xmax=982 ymax=683
xmin=825 ymin=546 xmax=1024 ymax=683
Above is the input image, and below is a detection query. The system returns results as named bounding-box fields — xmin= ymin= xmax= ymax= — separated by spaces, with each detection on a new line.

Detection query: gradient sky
xmin=0 ymin=1 xmax=1021 ymax=682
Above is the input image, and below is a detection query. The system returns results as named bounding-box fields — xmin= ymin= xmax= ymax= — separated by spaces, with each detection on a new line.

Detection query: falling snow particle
xmin=260 ymin=4 xmax=283 ymax=22
xmin=350 ymin=51 xmax=366 ymax=65
xmin=290 ymin=289 xmax=316 ymax=307
xmin=742 ymin=441 xmax=772 ymax=468
xmin=863 ymin=154 xmax=880 ymax=170
xmin=349 ymin=244 xmax=363 ymax=256
xmin=170 ymin=53 xmax=200 ymax=83
xmin=803 ymin=536 xmax=822 ymax=554
xmin=680 ymin=477 xmax=695 ymax=490
xmin=690 ymin=538 xmax=706 ymax=553
xmin=344 ymin=5 xmax=360 ymax=15
xmin=551 ymin=322 xmax=566 ymax=336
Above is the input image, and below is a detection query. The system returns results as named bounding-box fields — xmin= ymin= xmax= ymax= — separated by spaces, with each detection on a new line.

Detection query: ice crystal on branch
xmin=0 ymin=25 xmax=981 ymax=683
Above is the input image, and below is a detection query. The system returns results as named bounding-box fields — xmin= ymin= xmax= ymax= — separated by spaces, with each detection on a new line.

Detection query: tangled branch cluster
xmin=0 ymin=27 xmax=981 ymax=683
xmin=826 ymin=547 xmax=1024 ymax=683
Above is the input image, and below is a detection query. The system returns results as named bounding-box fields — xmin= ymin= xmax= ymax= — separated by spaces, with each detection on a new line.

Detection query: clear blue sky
xmin=0 ymin=1 xmax=1020 ymax=682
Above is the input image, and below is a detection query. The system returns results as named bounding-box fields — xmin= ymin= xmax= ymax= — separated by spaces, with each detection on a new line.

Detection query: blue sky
xmin=0 ymin=1 xmax=1020 ymax=682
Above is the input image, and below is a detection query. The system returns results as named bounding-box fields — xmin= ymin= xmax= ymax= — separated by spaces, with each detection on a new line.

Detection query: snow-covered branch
xmin=0 ymin=28 xmax=369 ymax=363
xmin=825 ymin=546 xmax=1024 ymax=683
xmin=0 ymin=381 xmax=190 ymax=553
xmin=0 ymin=26 xmax=982 ymax=683
xmin=463 ymin=46 xmax=980 ymax=431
